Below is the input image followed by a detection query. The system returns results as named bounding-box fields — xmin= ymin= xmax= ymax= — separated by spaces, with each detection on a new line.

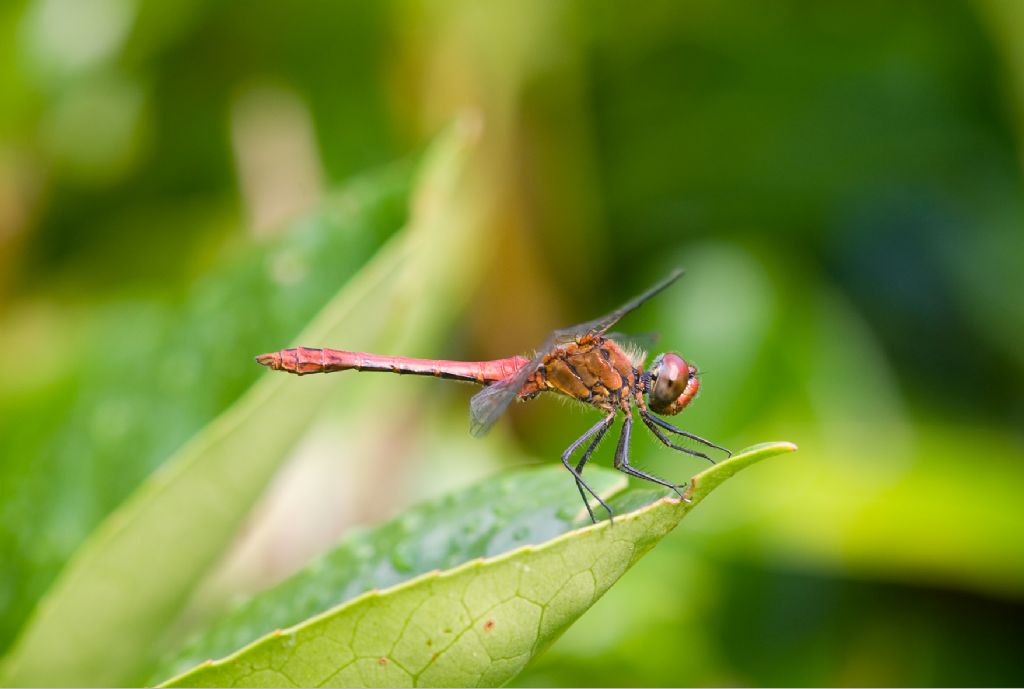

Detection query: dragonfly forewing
xmin=575 ymin=268 xmax=682 ymax=338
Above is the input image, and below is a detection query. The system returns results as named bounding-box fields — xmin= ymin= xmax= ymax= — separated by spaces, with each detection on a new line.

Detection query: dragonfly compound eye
xmin=649 ymin=352 xmax=690 ymax=414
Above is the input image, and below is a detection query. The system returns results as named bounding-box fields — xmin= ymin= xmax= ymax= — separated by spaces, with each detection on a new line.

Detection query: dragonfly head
xmin=647 ymin=352 xmax=699 ymax=415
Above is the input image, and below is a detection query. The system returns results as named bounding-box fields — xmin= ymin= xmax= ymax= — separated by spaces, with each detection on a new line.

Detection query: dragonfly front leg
xmin=640 ymin=412 xmax=715 ymax=465
xmin=614 ymin=413 xmax=687 ymax=500
xmin=644 ymin=412 xmax=731 ymax=457
xmin=561 ymin=414 xmax=616 ymax=523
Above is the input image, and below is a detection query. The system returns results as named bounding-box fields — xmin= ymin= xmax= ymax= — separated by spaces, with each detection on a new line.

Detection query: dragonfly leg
xmin=640 ymin=412 xmax=715 ymax=465
xmin=572 ymin=415 xmax=615 ymax=523
xmin=561 ymin=414 xmax=616 ymax=524
xmin=614 ymin=414 xmax=687 ymax=500
xmin=644 ymin=413 xmax=732 ymax=457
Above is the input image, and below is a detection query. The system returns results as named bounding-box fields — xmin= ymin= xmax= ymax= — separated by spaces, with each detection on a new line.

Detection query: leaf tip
xmin=737 ymin=440 xmax=798 ymax=455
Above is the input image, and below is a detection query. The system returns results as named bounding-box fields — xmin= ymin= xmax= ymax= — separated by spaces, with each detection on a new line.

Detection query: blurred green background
xmin=2 ymin=0 xmax=1023 ymax=686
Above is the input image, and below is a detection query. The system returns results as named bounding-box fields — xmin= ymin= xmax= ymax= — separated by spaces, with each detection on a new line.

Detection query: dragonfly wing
xmin=469 ymin=351 xmax=545 ymax=437
xmin=606 ymin=330 xmax=661 ymax=352
xmin=552 ymin=268 xmax=683 ymax=343
xmin=606 ymin=331 xmax=660 ymax=366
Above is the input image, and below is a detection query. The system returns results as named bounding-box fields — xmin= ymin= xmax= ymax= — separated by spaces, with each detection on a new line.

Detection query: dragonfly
xmin=256 ymin=269 xmax=730 ymax=523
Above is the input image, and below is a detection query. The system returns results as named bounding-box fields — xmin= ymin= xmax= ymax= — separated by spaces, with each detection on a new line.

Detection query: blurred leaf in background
xmin=2 ymin=115 xmax=494 ymax=686
xmin=1 ymin=0 xmax=1023 ymax=686
xmin=0 ymin=160 xmax=411 ymax=654
xmin=1 ymin=0 xmax=410 ymax=657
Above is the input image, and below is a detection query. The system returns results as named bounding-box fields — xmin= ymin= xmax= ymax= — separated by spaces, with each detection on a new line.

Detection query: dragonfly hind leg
xmin=614 ymin=414 xmax=688 ymax=501
xmin=561 ymin=414 xmax=616 ymax=524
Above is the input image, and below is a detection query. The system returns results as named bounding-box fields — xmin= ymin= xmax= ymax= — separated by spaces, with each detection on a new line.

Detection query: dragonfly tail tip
xmin=255 ymin=352 xmax=279 ymax=369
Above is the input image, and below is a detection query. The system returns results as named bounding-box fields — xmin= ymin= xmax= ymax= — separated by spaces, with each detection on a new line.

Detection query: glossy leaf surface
xmin=161 ymin=442 xmax=796 ymax=687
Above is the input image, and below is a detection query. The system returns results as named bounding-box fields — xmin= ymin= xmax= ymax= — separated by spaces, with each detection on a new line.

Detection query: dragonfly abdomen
xmin=256 ymin=347 xmax=528 ymax=384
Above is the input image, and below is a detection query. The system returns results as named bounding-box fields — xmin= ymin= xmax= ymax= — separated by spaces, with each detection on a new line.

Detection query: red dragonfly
xmin=256 ymin=269 xmax=729 ymax=522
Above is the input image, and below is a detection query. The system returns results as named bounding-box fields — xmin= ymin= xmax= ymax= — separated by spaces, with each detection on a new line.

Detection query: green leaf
xmin=151 ymin=466 xmax=628 ymax=683
xmin=1 ymin=120 xmax=490 ymax=687
xmin=159 ymin=442 xmax=796 ymax=688
xmin=0 ymin=161 xmax=410 ymax=657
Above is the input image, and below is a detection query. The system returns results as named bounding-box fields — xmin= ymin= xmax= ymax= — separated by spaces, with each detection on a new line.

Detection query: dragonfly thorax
xmin=647 ymin=352 xmax=699 ymax=415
